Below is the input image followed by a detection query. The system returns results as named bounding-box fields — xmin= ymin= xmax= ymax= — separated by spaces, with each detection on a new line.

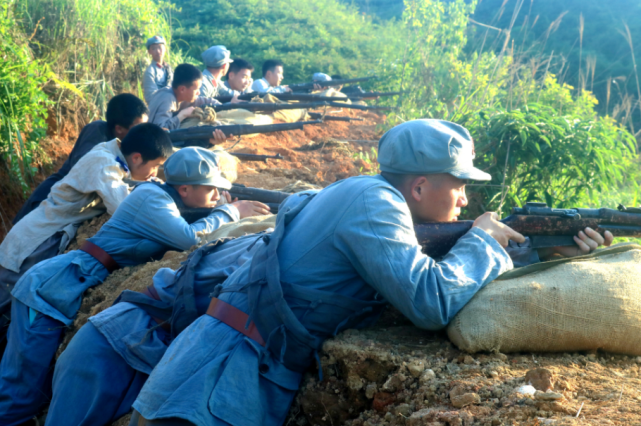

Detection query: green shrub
xmin=0 ymin=0 xmax=50 ymax=193
xmin=171 ymin=0 xmax=402 ymax=84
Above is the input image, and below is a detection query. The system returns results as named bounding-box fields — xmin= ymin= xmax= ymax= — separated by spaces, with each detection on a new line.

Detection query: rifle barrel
xmin=230 ymin=152 xmax=284 ymax=162
xmin=168 ymin=120 xmax=322 ymax=147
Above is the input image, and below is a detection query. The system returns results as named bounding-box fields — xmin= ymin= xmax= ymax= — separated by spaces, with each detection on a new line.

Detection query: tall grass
xmin=16 ymin=0 xmax=173 ymax=129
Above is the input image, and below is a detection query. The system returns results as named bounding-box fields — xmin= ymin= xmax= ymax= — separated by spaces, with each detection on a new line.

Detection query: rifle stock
xmin=168 ymin=120 xmax=322 ymax=147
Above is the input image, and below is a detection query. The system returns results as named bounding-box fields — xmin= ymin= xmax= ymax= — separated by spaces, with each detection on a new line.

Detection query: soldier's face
xmin=148 ymin=43 xmax=166 ymax=64
xmin=179 ymin=185 xmax=220 ymax=208
xmin=228 ymin=69 xmax=253 ymax=91
xmin=266 ymin=66 xmax=284 ymax=87
xmin=408 ymin=174 xmax=468 ymax=223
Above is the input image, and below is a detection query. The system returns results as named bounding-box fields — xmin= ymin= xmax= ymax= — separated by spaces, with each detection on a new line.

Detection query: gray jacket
xmin=143 ymin=62 xmax=173 ymax=104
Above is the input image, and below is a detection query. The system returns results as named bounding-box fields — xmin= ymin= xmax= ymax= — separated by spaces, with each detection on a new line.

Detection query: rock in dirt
xmin=526 ymin=367 xmax=555 ymax=391
xmin=535 ymin=390 xmax=564 ymax=401
xmin=450 ymin=392 xmax=481 ymax=408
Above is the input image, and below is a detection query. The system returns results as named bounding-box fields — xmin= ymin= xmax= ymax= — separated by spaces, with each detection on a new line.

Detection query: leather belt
xmin=206 ymin=298 xmax=265 ymax=346
xmin=141 ymin=286 xmax=171 ymax=332
xmin=79 ymin=241 xmax=120 ymax=273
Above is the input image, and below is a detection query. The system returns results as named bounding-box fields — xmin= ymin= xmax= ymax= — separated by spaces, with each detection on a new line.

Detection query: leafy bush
xmin=0 ymin=0 xmax=50 ymax=193
xmin=465 ymin=102 xmax=638 ymax=215
xmin=171 ymin=0 xmax=402 ymax=84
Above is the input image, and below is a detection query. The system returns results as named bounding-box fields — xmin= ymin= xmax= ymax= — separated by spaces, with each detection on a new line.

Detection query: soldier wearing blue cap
xmin=200 ymin=46 xmax=236 ymax=99
xmin=125 ymin=119 xmax=610 ymax=426
xmin=143 ymin=36 xmax=174 ymax=104
xmin=0 ymin=145 xmax=270 ymax=425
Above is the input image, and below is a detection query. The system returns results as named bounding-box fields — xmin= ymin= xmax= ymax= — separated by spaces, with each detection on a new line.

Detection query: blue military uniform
xmin=131 ymin=178 xmax=513 ymax=424
xmin=0 ymin=148 xmax=239 ymax=426
xmin=129 ymin=120 xmax=536 ymax=426
xmin=46 ymin=234 xmax=265 ymax=425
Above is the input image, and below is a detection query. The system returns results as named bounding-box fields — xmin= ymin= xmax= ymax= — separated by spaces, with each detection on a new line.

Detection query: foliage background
xmin=2 ymin=0 xmax=641 ymax=222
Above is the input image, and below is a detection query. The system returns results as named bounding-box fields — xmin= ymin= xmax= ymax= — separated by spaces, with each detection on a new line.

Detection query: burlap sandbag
xmin=447 ymin=243 xmax=641 ymax=355
xmin=201 ymin=214 xmax=276 ymax=242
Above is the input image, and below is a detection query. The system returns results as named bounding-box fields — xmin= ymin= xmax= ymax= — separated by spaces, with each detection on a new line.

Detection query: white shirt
xmin=0 ymin=140 xmax=131 ymax=272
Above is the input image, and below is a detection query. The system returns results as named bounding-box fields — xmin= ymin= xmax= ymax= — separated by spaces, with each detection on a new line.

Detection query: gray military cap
xmin=146 ymin=35 xmax=166 ymax=49
xmin=202 ymin=46 xmax=234 ymax=68
xmin=312 ymin=73 xmax=331 ymax=82
xmin=377 ymin=119 xmax=490 ymax=181
xmin=164 ymin=147 xmax=232 ymax=189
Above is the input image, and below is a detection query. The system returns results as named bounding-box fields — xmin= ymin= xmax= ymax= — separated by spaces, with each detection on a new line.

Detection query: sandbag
xmin=447 ymin=243 xmax=641 ymax=355
xmin=201 ymin=214 xmax=276 ymax=242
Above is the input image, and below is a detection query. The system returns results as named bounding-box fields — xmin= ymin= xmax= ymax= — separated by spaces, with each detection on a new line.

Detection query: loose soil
xmin=7 ymin=110 xmax=641 ymax=426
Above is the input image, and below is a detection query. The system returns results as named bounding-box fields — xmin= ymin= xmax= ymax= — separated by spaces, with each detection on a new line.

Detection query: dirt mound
xmin=288 ymin=314 xmax=641 ymax=426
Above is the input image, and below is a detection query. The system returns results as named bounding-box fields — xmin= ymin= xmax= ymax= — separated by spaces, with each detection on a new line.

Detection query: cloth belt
xmin=141 ymin=286 xmax=171 ymax=332
xmin=79 ymin=241 xmax=120 ymax=273
xmin=206 ymin=298 xmax=265 ymax=346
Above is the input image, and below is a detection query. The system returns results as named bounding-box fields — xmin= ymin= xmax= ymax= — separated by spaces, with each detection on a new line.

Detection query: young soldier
xmin=127 ymin=119 xmax=612 ymax=426
xmin=0 ymin=121 xmax=171 ymax=348
xmin=0 ymin=145 xmax=270 ymax=425
xmin=251 ymin=59 xmax=292 ymax=94
xmin=200 ymin=45 xmax=234 ymax=99
xmin=12 ymin=93 xmax=148 ymax=225
xmin=142 ymin=36 xmax=173 ymax=104
xmin=148 ymin=63 xmax=227 ymax=131
xmin=218 ymin=58 xmax=255 ymax=98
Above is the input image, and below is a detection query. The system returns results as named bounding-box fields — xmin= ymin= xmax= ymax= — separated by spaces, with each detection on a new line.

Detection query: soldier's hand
xmin=177 ymin=106 xmax=195 ymax=121
xmin=231 ymin=200 xmax=271 ymax=218
xmin=216 ymin=190 xmax=233 ymax=206
xmin=284 ymin=85 xmax=292 ymax=93
xmin=230 ymin=94 xmax=242 ymax=104
xmin=208 ymin=129 xmax=229 ymax=145
xmin=473 ymin=212 xmax=525 ymax=247
xmin=313 ymin=83 xmax=323 ymax=91
xmin=538 ymin=227 xmax=614 ymax=259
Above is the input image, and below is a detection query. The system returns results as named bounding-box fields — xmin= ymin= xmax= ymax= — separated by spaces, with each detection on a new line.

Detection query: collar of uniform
xmin=156 ymin=62 xmax=163 ymax=68
xmin=115 ymin=156 xmax=130 ymax=172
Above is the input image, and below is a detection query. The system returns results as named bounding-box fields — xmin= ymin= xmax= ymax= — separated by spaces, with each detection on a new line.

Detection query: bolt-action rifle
xmin=416 ymin=202 xmax=641 ymax=258
xmin=215 ymin=91 xmax=403 ymax=103
xmin=183 ymin=200 xmax=641 ymax=256
xmin=168 ymin=120 xmax=322 ymax=148
xmin=211 ymin=102 xmax=392 ymax=113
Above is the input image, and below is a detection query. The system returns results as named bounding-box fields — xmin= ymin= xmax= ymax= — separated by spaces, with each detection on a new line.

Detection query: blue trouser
xmin=0 ymin=298 xmax=65 ymax=425
xmin=47 ymin=321 xmax=148 ymax=426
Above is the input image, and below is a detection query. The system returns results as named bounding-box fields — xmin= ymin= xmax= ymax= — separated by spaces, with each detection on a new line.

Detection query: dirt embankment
xmin=0 ymin=114 xmax=80 ymax=242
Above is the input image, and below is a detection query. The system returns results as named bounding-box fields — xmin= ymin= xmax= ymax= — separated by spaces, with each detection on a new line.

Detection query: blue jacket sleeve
xmin=133 ymin=190 xmax=240 ymax=250
xmin=334 ymin=186 xmax=513 ymax=330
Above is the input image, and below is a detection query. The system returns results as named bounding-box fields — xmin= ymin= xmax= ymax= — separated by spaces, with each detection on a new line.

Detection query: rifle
xmin=230 ymin=152 xmax=284 ymax=162
xmin=168 ymin=120 xmax=322 ymax=148
xmin=212 ymin=102 xmax=392 ymax=113
xmin=289 ymin=76 xmax=377 ymax=93
xmin=308 ymin=112 xmax=364 ymax=122
xmin=416 ymin=202 xmax=641 ymax=258
xmin=216 ymin=92 xmax=402 ymax=103
xmin=179 ymin=184 xmax=292 ymax=222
